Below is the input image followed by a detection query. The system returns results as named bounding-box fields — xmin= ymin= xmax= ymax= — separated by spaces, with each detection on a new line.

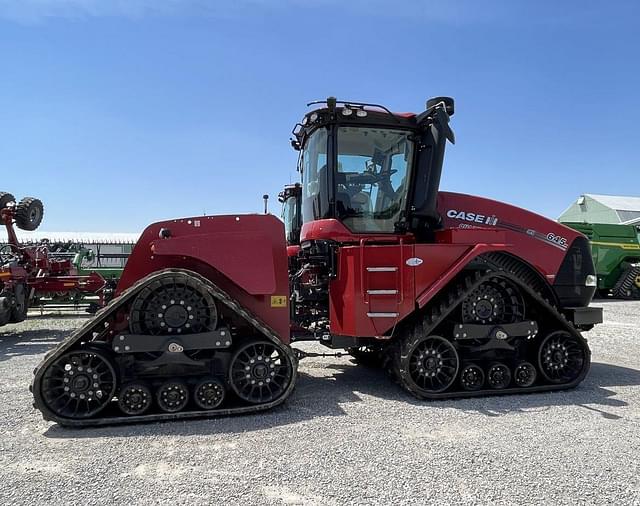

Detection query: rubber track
xmin=389 ymin=254 xmax=591 ymax=400
xmin=611 ymin=263 xmax=640 ymax=299
xmin=31 ymin=268 xmax=298 ymax=427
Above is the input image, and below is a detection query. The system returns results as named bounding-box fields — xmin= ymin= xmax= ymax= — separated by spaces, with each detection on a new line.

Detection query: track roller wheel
xmin=41 ymin=349 xmax=116 ymax=419
xmin=487 ymin=363 xmax=511 ymax=389
xmin=538 ymin=331 xmax=588 ymax=384
xmin=130 ymin=273 xmax=218 ymax=335
xmin=118 ymin=383 xmax=153 ymax=415
xmin=194 ymin=378 xmax=225 ymax=410
xmin=513 ymin=361 xmax=537 ymax=387
xmin=156 ymin=381 xmax=189 ymax=412
xmin=460 ymin=364 xmax=485 ymax=391
xmin=405 ymin=335 xmax=459 ymax=394
xmin=229 ymin=340 xmax=294 ymax=404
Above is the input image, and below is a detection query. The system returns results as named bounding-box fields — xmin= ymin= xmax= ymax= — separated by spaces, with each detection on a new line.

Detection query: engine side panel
xmin=438 ymin=192 xmax=584 ymax=286
xmin=117 ymin=214 xmax=291 ymax=343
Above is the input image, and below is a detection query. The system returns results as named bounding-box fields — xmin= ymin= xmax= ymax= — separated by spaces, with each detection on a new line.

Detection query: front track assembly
xmin=389 ymin=256 xmax=591 ymax=400
xmin=31 ymin=269 xmax=297 ymax=427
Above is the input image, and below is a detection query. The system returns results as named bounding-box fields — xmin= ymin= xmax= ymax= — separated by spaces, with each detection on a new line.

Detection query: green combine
xmin=562 ymin=222 xmax=640 ymax=299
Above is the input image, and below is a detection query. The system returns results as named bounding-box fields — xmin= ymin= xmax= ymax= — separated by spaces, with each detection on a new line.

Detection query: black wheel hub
xmin=461 ymin=279 xmax=525 ymax=324
xmin=514 ymin=362 xmax=537 ymax=387
xmin=460 ymin=364 xmax=484 ymax=391
xmin=41 ymin=349 xmax=116 ymax=419
xmin=487 ymin=363 xmax=511 ymax=389
xmin=194 ymin=378 xmax=225 ymax=410
xmin=230 ymin=341 xmax=293 ymax=404
xmin=118 ymin=383 xmax=152 ymax=415
xmin=156 ymin=381 xmax=189 ymax=412
xmin=164 ymin=304 xmax=189 ymax=328
xmin=539 ymin=331 xmax=587 ymax=384
xmin=407 ymin=336 xmax=459 ymax=393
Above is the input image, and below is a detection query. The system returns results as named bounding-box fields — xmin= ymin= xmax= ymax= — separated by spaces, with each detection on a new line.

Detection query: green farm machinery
xmin=562 ymin=222 xmax=640 ymax=299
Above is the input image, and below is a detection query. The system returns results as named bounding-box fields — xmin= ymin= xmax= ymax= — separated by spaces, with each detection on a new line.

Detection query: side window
xmin=281 ymin=196 xmax=299 ymax=245
xmin=301 ymin=129 xmax=329 ymax=222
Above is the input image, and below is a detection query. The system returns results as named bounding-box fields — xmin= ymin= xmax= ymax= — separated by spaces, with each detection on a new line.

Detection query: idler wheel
xmin=41 ymin=348 xmax=117 ymax=419
xmin=406 ymin=335 xmax=459 ymax=394
xmin=194 ymin=378 xmax=225 ymax=410
xmin=460 ymin=364 xmax=485 ymax=391
xmin=513 ymin=361 xmax=537 ymax=388
xmin=156 ymin=381 xmax=189 ymax=413
xmin=229 ymin=340 xmax=294 ymax=404
xmin=487 ymin=363 xmax=511 ymax=389
xmin=538 ymin=331 xmax=588 ymax=384
xmin=118 ymin=382 xmax=153 ymax=415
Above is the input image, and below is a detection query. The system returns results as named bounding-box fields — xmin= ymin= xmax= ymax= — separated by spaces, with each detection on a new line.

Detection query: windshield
xmin=336 ymin=127 xmax=414 ymax=233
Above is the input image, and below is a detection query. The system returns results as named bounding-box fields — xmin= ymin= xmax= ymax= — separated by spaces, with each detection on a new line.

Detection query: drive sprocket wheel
xmin=461 ymin=278 xmax=525 ymax=324
xmin=406 ymin=335 xmax=459 ymax=394
xmin=635 ymin=274 xmax=640 ymax=289
xmin=229 ymin=340 xmax=294 ymax=404
xmin=118 ymin=382 xmax=153 ymax=415
xmin=513 ymin=361 xmax=537 ymax=387
xmin=487 ymin=363 xmax=511 ymax=389
xmin=41 ymin=349 xmax=117 ymax=419
xmin=130 ymin=274 xmax=218 ymax=335
xmin=460 ymin=364 xmax=484 ymax=391
xmin=194 ymin=377 xmax=225 ymax=410
xmin=156 ymin=381 xmax=189 ymax=413
xmin=538 ymin=331 xmax=588 ymax=384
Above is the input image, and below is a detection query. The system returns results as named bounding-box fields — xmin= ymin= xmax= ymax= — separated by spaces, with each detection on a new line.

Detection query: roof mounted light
xmin=356 ymin=109 xmax=368 ymax=117
xmin=341 ymin=107 xmax=353 ymax=116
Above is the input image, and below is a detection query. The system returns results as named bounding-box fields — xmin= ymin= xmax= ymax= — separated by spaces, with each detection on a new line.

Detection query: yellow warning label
xmin=591 ymin=241 xmax=640 ymax=250
xmin=270 ymin=295 xmax=287 ymax=307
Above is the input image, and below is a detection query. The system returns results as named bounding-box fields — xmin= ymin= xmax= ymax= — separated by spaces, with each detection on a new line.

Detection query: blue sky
xmin=0 ymin=0 xmax=638 ymax=231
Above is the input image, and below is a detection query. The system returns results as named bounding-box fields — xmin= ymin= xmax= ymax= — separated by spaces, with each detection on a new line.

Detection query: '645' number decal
xmin=546 ymin=233 xmax=567 ymax=247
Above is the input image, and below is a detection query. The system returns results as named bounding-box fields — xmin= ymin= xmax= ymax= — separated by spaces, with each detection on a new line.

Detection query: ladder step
xmin=366 ymin=267 xmax=398 ymax=272
xmin=366 ymin=289 xmax=399 ymax=295
xmin=367 ymin=312 xmax=399 ymax=318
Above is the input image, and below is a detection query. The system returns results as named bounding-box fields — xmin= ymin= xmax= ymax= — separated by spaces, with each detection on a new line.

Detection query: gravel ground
xmin=0 ymin=302 xmax=639 ymax=505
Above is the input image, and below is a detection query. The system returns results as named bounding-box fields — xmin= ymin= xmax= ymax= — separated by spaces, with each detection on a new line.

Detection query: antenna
xmin=263 ymin=194 xmax=269 ymax=214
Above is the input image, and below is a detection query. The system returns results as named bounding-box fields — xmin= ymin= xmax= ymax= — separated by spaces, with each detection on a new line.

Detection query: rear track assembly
xmin=31 ymin=269 xmax=298 ymax=427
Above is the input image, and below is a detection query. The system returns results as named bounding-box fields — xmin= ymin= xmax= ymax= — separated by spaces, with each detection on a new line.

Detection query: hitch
xmin=293 ymin=348 xmax=348 ymax=360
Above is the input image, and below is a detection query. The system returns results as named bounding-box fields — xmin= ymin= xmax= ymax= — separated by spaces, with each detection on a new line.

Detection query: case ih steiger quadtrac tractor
xmin=31 ymin=97 xmax=603 ymax=427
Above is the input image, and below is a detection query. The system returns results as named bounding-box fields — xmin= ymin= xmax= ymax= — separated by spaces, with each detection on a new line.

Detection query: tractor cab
xmin=291 ymin=97 xmax=455 ymax=240
xmin=288 ymin=98 xmax=455 ymax=335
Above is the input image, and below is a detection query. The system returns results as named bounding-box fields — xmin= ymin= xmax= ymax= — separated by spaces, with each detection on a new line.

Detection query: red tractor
xmin=31 ymin=98 xmax=602 ymax=426
xmin=0 ymin=193 xmax=107 ymax=327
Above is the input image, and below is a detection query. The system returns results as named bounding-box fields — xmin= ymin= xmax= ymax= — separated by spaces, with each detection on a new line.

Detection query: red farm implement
xmin=0 ymin=193 xmax=107 ymax=327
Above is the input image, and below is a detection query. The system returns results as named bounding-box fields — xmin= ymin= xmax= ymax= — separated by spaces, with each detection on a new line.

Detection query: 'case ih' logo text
xmin=446 ymin=209 xmax=499 ymax=226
